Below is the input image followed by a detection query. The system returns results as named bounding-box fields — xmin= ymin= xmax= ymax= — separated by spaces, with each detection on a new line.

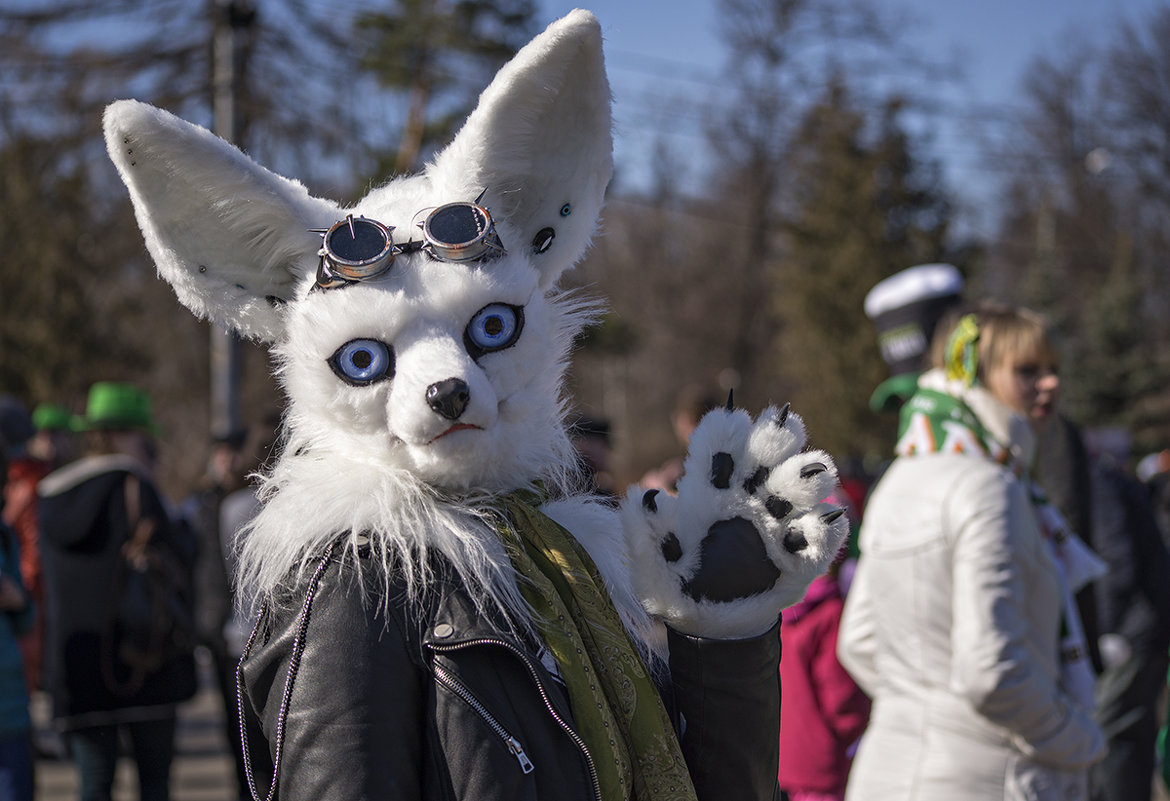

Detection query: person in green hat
xmin=70 ymin=382 xmax=162 ymax=470
xmin=26 ymin=404 xmax=78 ymax=474
xmin=1 ymin=399 xmax=68 ymax=699
xmin=0 ymin=407 xmax=36 ymax=801
xmin=37 ymin=382 xmax=196 ymax=801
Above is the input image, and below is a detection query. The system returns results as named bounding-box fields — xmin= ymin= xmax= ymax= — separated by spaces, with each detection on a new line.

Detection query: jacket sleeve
xmin=240 ymin=561 xmax=426 ymax=801
xmin=1092 ymin=466 xmax=1170 ymax=652
xmin=814 ymin=606 xmax=870 ymax=747
xmin=836 ymin=560 xmax=878 ymax=697
xmin=948 ymin=469 xmax=1103 ymax=770
xmin=667 ymin=623 xmax=780 ymax=801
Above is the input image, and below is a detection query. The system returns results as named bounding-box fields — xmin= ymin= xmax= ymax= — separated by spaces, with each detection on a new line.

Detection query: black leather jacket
xmin=239 ymin=544 xmax=782 ymax=801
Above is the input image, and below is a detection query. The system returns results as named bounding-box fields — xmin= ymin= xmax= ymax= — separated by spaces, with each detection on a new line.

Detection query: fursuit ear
xmin=103 ymin=100 xmax=342 ymax=342
xmin=428 ymin=9 xmax=612 ymax=289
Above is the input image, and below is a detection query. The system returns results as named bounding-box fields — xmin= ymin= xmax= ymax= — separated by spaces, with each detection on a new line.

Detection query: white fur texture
xmin=621 ymin=406 xmax=849 ymax=639
xmin=105 ymin=10 xmax=843 ymax=645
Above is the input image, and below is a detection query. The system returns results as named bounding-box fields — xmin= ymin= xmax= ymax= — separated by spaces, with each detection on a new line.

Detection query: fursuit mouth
xmin=430 ymin=423 xmax=482 ymax=443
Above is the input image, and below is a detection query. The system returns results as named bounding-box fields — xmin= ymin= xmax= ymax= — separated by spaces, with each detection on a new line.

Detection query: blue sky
xmin=535 ymin=0 xmax=1166 ymax=234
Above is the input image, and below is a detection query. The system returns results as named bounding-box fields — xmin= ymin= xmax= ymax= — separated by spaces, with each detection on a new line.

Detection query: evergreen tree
xmin=777 ymin=80 xmax=952 ymax=462
xmin=0 ymin=136 xmax=114 ymax=402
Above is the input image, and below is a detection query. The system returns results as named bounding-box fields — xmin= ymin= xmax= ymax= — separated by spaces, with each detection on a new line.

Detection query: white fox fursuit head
xmin=104 ymin=9 xmax=848 ymax=649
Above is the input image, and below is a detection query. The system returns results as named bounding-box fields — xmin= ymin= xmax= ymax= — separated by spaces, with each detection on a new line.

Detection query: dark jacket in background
xmin=1035 ymin=414 xmax=1104 ymax=673
xmin=38 ymin=454 xmax=196 ymax=729
xmin=1088 ymin=461 xmax=1170 ymax=801
xmin=1092 ymin=465 xmax=1170 ymax=655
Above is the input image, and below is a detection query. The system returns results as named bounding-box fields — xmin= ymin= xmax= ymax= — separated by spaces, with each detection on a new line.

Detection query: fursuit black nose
xmin=426 ymin=378 xmax=470 ymax=421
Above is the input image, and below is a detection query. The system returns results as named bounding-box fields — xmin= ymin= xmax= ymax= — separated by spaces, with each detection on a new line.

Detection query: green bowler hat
xmin=32 ymin=404 xmax=76 ymax=432
xmin=75 ymin=382 xmax=160 ymax=434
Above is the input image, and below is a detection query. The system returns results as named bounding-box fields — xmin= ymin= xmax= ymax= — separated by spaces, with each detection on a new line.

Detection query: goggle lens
xmin=327 ymin=218 xmax=390 ymax=265
xmin=320 ymin=216 xmax=395 ymax=282
xmin=421 ymin=202 xmax=504 ymax=263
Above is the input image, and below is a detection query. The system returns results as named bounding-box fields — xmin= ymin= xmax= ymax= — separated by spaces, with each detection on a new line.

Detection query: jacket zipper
xmin=432 ymin=664 xmax=535 ymax=774
xmin=429 ymin=637 xmax=602 ymax=801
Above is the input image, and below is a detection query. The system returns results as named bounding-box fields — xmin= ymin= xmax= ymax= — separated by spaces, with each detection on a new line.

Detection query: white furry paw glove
xmin=621 ymin=402 xmax=849 ymax=640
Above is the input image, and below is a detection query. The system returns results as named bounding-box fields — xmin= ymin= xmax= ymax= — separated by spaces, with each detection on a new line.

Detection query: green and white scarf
xmin=895 ymin=378 xmax=1105 ymax=712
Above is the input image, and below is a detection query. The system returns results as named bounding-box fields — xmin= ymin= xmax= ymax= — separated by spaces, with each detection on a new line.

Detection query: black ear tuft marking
xmin=711 ymin=452 xmax=734 ymax=489
xmin=642 ymin=489 xmax=660 ymax=513
xmin=532 ymin=227 xmax=555 ymax=253
xmin=661 ymin=532 xmax=683 ymax=563
xmin=800 ymin=462 xmax=827 ymax=478
xmin=765 ymin=496 xmax=793 ymax=520
xmin=744 ymin=466 xmax=770 ymax=495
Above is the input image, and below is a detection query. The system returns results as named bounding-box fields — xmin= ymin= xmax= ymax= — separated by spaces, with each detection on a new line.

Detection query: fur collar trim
xmin=38 ymin=454 xmax=148 ymax=498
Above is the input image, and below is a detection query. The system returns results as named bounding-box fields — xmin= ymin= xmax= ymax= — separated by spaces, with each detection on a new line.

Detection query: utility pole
xmin=209 ymin=0 xmax=255 ymax=440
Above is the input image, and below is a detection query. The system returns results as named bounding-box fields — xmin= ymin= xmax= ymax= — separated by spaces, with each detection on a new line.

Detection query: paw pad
xmin=681 ymin=517 xmax=780 ymax=603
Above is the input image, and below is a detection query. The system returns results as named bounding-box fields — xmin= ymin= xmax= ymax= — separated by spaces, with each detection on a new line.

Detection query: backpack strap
xmin=122 ymin=473 xmax=157 ymax=567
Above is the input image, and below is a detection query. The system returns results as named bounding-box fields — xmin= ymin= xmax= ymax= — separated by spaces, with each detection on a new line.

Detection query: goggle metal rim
xmin=321 ymin=216 xmax=397 ymax=281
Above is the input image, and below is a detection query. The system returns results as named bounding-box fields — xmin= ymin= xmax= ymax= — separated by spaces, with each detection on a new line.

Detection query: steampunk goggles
xmin=314 ymin=198 xmax=505 ymax=289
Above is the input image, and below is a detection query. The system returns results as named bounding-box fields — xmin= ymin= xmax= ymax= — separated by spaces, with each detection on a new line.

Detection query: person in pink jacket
xmin=778 ymin=526 xmax=870 ymax=801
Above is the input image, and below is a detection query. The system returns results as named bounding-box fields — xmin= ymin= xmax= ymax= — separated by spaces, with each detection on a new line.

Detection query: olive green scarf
xmin=496 ymin=491 xmax=697 ymax=801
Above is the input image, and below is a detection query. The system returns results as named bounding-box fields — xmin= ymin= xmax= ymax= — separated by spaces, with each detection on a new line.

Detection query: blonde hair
xmin=931 ymin=301 xmax=1058 ymax=381
xmin=973 ymin=302 xmax=1058 ymax=381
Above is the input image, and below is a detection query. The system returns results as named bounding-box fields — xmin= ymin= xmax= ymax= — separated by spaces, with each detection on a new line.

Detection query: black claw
xmin=661 ymin=532 xmax=683 ymax=563
xmin=642 ymin=489 xmax=660 ymax=513
xmin=725 ymin=389 xmax=735 ymax=411
xmin=765 ymin=496 xmax=793 ymax=519
xmin=711 ymin=452 xmax=734 ymax=489
xmin=744 ymin=466 xmax=770 ymax=495
xmin=800 ymin=462 xmax=827 ymax=479
xmin=776 ymin=402 xmax=791 ymax=427
xmin=783 ymin=530 xmax=809 ymax=553
xmin=821 ymin=507 xmax=846 ymax=524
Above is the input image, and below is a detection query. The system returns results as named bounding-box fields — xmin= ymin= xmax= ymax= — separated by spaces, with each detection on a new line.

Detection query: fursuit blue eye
xmin=465 ymin=303 xmax=524 ymax=358
xmin=329 ymin=339 xmax=394 ymax=385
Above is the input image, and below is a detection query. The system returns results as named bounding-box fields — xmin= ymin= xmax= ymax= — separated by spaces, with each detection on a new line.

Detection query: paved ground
xmin=31 ymin=656 xmax=240 ymax=801
xmin=28 ymin=659 xmax=1170 ymax=801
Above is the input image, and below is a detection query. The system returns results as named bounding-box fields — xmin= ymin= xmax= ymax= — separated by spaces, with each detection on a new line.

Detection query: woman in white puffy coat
xmin=838 ymin=303 xmax=1104 ymax=801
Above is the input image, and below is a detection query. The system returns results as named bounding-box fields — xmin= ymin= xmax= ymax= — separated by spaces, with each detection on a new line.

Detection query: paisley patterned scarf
xmin=496 ymin=491 xmax=697 ymax=801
